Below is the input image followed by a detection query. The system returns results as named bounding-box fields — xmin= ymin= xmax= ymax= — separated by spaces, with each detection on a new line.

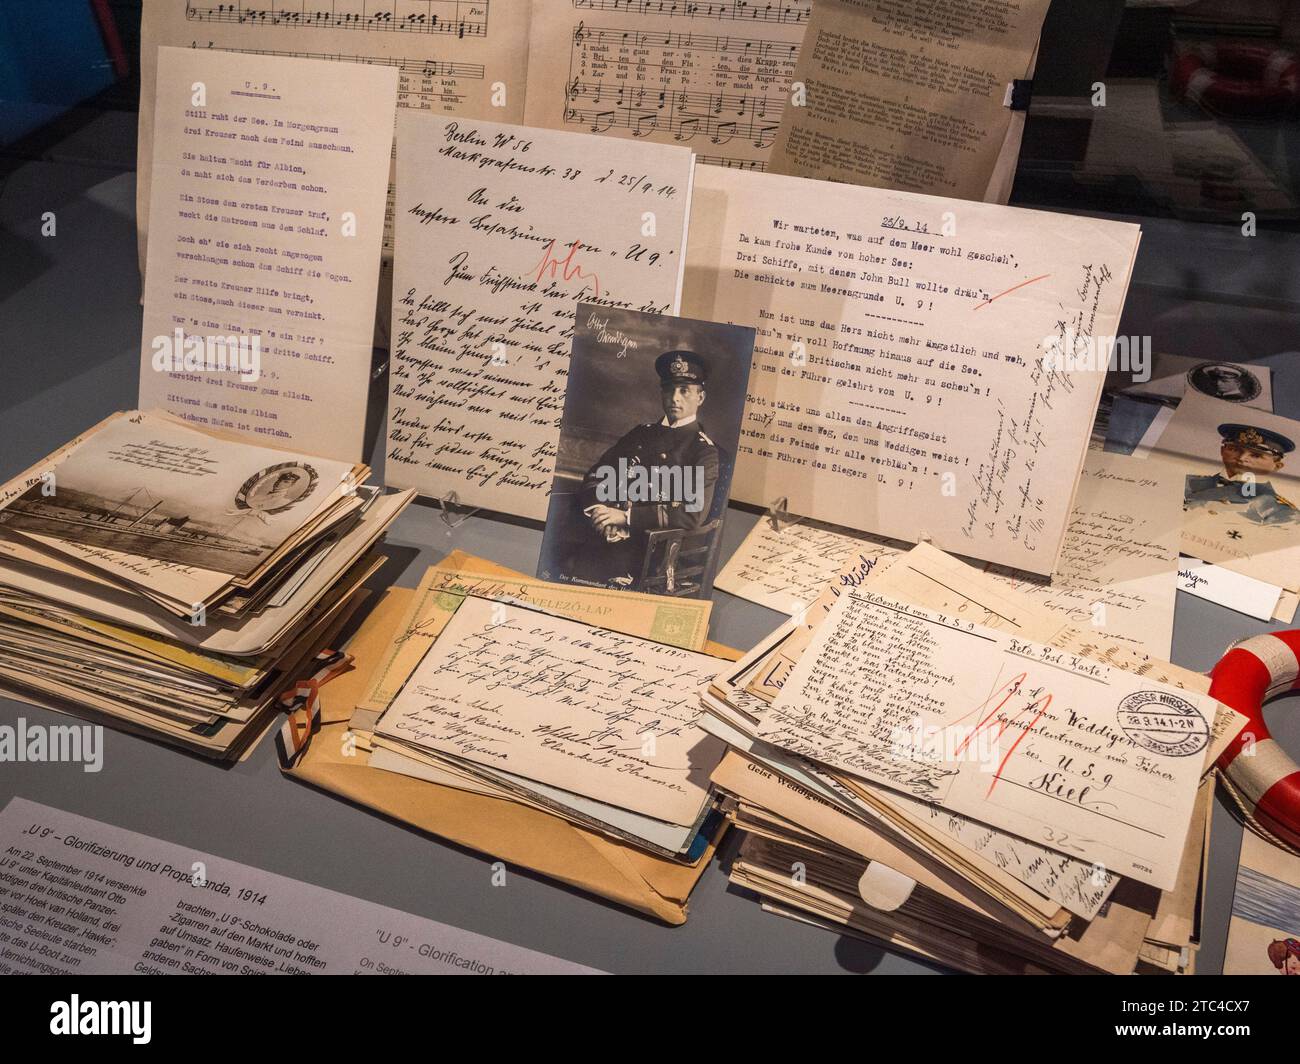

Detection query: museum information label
xmin=0 ymin=798 xmax=597 ymax=974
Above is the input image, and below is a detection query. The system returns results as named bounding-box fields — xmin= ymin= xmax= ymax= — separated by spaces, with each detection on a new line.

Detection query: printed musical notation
xmin=573 ymin=0 xmax=811 ymax=26
xmin=233 ymin=47 xmax=483 ymax=80
xmin=526 ymin=1 xmax=803 ymax=171
xmin=698 ymin=154 xmax=766 ymax=171
xmin=184 ymin=0 xmax=490 ymax=37
xmin=191 ymin=43 xmax=481 ymax=109
xmin=572 ymin=21 xmax=799 ymax=61
xmin=565 ymin=78 xmax=782 ymax=149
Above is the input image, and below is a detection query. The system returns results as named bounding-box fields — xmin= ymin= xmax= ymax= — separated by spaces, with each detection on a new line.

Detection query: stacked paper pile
xmin=703 ymin=543 xmax=1242 ymax=974
xmin=332 ymin=551 xmax=733 ymax=889
xmin=0 ymin=411 xmax=412 ymax=759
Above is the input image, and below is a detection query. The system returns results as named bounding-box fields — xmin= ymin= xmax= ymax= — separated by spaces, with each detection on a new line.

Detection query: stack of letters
xmin=325 ymin=552 xmax=735 ymax=920
xmin=0 ymin=410 xmax=412 ymax=759
xmin=703 ymin=543 xmax=1242 ymax=974
xmin=354 ymin=556 xmax=731 ymax=862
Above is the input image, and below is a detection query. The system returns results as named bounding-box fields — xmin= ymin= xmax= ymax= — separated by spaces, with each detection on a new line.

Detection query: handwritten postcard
xmin=385 ymin=115 xmax=695 ymax=519
xmin=375 ymin=595 xmax=725 ymax=826
xmin=717 ymin=449 xmax=1181 ymax=658
xmin=715 ymin=518 xmax=905 ymax=615
xmin=763 ymin=588 xmax=1218 ymax=889
xmin=355 ymin=555 xmax=713 ymax=723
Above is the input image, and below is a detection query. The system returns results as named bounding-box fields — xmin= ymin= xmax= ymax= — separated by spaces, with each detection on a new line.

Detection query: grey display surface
xmin=2 ymin=141 xmax=1299 ymax=974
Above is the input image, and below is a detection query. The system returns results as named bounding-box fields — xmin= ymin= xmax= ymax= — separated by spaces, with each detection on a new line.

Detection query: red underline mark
xmin=974 ymin=273 xmax=1051 ymax=311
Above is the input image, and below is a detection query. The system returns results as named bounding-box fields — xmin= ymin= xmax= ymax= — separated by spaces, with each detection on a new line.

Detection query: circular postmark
xmin=1116 ymin=690 xmax=1210 ymax=758
xmin=1187 ymin=361 xmax=1262 ymax=404
xmin=235 ymin=462 xmax=319 ymax=516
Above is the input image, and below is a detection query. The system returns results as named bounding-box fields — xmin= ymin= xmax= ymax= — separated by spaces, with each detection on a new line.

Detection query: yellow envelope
xmin=283 ymin=559 xmax=737 ymax=925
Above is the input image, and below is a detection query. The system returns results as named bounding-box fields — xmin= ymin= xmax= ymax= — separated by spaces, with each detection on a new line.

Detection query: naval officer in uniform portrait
xmin=1185 ymin=423 xmax=1298 ymax=526
xmin=571 ymin=350 xmax=721 ymax=589
xmin=1186 ymin=362 xmax=1263 ymax=403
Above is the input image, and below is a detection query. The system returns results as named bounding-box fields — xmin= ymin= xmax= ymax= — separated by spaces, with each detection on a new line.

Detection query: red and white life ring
xmin=1214 ymin=631 xmax=1300 ymax=850
xmin=1172 ymin=43 xmax=1300 ymax=118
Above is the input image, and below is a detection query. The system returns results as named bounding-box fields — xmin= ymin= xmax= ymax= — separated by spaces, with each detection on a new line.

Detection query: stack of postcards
xmin=348 ymin=556 xmax=732 ymax=864
xmin=702 ymin=542 xmax=1242 ymax=975
xmin=0 ymin=410 xmax=412 ymax=759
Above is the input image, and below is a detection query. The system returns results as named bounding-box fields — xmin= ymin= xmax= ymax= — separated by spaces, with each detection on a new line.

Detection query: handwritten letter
xmin=716 ymin=520 xmax=904 ymax=614
xmin=720 ymin=450 xmax=1180 ymax=657
xmin=524 ymin=1 xmax=809 ymax=172
xmin=386 ymin=115 xmax=695 ymax=518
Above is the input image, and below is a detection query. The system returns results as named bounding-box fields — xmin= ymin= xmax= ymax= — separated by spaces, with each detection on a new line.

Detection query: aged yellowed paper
xmin=523 ymin=0 xmax=809 ymax=173
xmin=375 ymin=595 xmax=724 ymax=825
xmin=718 ymin=449 xmax=1183 ymax=660
xmin=769 ymin=0 xmax=1049 ymax=201
xmin=764 ymin=587 xmax=1215 ymax=889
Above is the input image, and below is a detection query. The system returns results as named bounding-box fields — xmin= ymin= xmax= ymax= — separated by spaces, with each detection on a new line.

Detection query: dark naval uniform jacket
xmin=574 ymin=419 xmax=721 ymax=585
xmin=1185 ymin=474 xmax=1298 ymax=525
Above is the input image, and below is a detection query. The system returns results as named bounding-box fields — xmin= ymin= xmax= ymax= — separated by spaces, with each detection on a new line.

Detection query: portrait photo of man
xmin=575 ymin=350 xmax=720 ymax=584
xmin=539 ymin=306 xmax=755 ymax=600
xmin=1187 ymin=361 xmax=1263 ymax=404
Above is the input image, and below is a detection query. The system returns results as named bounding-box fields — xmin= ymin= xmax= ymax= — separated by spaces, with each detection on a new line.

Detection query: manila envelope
xmin=282 ymin=555 xmax=738 ymax=925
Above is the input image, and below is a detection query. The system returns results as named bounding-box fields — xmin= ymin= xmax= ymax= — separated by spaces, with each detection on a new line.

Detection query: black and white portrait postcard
xmin=538 ymin=305 xmax=755 ymax=600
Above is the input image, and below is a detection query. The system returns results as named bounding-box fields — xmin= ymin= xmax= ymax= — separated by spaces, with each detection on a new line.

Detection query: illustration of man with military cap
xmin=1185 ymin=422 xmax=1298 ymax=525
xmin=571 ymin=350 xmax=721 ymax=589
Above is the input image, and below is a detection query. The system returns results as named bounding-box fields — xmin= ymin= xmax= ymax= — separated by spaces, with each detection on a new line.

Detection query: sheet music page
xmin=684 ymin=165 xmax=1143 ymax=575
xmin=137 ymin=0 xmax=533 ymax=279
xmin=138 ymin=47 xmax=396 ymax=460
xmin=523 ymin=0 xmax=810 ymax=173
